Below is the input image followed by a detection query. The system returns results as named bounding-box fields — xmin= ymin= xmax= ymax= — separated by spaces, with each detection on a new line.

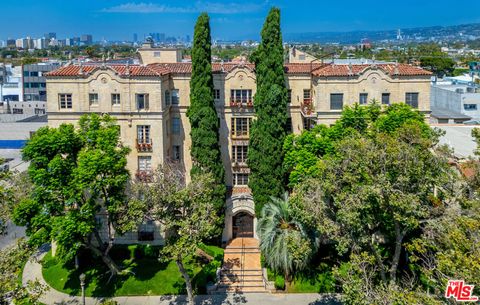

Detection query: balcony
xmin=301 ymin=98 xmax=315 ymax=117
xmin=231 ymin=160 xmax=248 ymax=168
xmin=229 ymin=98 xmax=254 ymax=108
xmin=136 ymin=140 xmax=153 ymax=152
xmin=135 ymin=170 xmax=153 ymax=182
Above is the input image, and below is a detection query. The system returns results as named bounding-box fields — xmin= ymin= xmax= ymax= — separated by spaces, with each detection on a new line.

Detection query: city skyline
xmin=1 ymin=0 xmax=480 ymax=41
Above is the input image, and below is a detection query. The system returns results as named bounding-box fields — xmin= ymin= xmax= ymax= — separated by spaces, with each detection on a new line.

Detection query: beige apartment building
xmin=45 ymin=43 xmax=432 ymax=244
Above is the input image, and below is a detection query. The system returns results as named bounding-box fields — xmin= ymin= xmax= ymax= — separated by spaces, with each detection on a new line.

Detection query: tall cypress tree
xmin=248 ymin=8 xmax=288 ymax=212
xmin=187 ymin=13 xmax=226 ymax=227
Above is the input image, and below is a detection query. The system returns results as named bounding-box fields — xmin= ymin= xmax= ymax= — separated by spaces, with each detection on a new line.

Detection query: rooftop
xmin=46 ymin=62 xmax=431 ymax=78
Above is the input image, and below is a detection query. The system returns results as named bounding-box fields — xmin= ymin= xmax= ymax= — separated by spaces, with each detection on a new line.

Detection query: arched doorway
xmin=232 ymin=212 xmax=254 ymax=238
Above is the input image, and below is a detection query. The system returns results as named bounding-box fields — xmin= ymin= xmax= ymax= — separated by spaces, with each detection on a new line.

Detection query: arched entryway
xmin=232 ymin=212 xmax=254 ymax=238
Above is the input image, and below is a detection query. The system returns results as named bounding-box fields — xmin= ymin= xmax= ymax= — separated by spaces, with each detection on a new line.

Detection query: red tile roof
xmin=45 ymin=64 xmax=162 ymax=77
xmin=312 ymin=63 xmax=432 ymax=77
xmin=46 ymin=62 xmax=432 ymax=78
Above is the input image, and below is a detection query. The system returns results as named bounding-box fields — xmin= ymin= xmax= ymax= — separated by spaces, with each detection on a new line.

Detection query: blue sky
xmin=2 ymin=0 xmax=480 ymax=41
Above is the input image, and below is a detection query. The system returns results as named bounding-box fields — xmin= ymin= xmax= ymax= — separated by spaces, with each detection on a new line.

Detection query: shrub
xmin=274 ymin=274 xmax=285 ymax=290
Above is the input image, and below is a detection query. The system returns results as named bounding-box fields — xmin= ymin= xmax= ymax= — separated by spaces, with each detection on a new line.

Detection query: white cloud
xmin=101 ymin=1 xmax=268 ymax=14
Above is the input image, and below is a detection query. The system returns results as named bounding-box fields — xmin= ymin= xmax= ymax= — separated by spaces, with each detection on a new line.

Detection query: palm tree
xmin=257 ymin=193 xmax=317 ymax=289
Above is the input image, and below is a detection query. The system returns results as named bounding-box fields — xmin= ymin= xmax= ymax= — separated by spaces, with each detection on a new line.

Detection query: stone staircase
xmin=215 ymin=238 xmax=267 ymax=293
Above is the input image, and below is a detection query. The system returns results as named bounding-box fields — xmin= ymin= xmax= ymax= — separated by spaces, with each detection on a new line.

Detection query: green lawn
xmin=42 ymin=244 xmax=223 ymax=297
xmin=266 ymin=262 xmax=336 ymax=293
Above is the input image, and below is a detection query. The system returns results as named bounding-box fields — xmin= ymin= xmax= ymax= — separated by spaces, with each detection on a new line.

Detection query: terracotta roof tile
xmin=312 ymin=63 xmax=432 ymax=77
xmin=46 ymin=62 xmax=432 ymax=78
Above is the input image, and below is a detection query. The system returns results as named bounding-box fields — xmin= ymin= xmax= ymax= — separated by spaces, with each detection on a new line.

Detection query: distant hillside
xmin=284 ymin=23 xmax=480 ymax=44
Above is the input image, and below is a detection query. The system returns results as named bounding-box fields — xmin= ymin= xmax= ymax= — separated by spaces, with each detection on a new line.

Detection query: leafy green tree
xmin=257 ymin=193 xmax=317 ymax=289
xmin=0 ymin=239 xmax=47 ymax=304
xmin=420 ymin=56 xmax=455 ymax=77
xmin=187 ymin=13 xmax=225 ymax=231
xmin=292 ymin=124 xmax=451 ymax=284
xmin=248 ymin=8 xmax=288 ymax=211
xmin=132 ymin=163 xmax=220 ymax=305
xmin=284 ymin=103 xmax=434 ymax=188
xmin=13 ymin=114 xmax=132 ymax=277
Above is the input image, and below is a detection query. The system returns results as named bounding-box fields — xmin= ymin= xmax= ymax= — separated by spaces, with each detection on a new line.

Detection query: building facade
xmin=431 ymin=80 xmax=480 ymax=123
xmin=23 ymin=62 xmax=62 ymax=101
xmin=46 ymin=45 xmax=432 ymax=245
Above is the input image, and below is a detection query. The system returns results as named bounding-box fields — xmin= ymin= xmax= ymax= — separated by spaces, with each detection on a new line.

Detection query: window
xmin=233 ymin=173 xmax=249 ymax=186
xmin=136 ymin=94 xmax=149 ymax=110
xmin=214 ymin=89 xmax=221 ymax=100
xmin=330 ymin=93 xmax=343 ymax=110
xmin=405 ymin=93 xmax=419 ymax=108
xmin=230 ymin=89 xmax=252 ymax=103
xmin=137 ymin=125 xmax=151 ymax=143
xmin=138 ymin=156 xmax=152 ymax=171
xmin=303 ymin=117 xmax=316 ymax=130
xmin=359 ymin=93 xmax=368 ymax=105
xmin=153 ymin=51 xmax=161 ymax=57
xmin=12 ymin=108 xmax=23 ymax=114
xmin=171 ymin=90 xmax=179 ymax=105
xmin=232 ymin=145 xmax=248 ymax=163
xmin=303 ymin=89 xmax=311 ymax=101
xmin=89 ymin=93 xmax=98 ymax=105
xmin=30 ymin=71 xmax=39 ymax=77
xmin=231 ymin=117 xmax=252 ymax=137
xmin=173 ymin=145 xmax=181 ymax=161
xmin=165 ymin=90 xmax=170 ymax=106
xmin=111 ymin=93 xmax=120 ymax=105
xmin=286 ymin=117 xmax=293 ymax=134
xmin=299 ymin=54 xmax=306 ymax=60
xmin=172 ymin=118 xmax=181 ymax=134
xmin=287 ymin=90 xmax=292 ymax=103
xmin=138 ymin=220 xmax=155 ymax=241
xmin=30 ymin=83 xmax=40 ymax=88
xmin=23 ymin=71 xmax=29 ymax=77
xmin=382 ymin=93 xmax=390 ymax=105
xmin=59 ymin=94 xmax=72 ymax=109
xmin=464 ymin=104 xmax=478 ymax=110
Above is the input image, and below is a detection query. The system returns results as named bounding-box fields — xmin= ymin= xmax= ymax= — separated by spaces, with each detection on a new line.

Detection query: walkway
xmin=216 ymin=238 xmax=265 ymax=293
xmin=22 ymin=246 xmax=341 ymax=305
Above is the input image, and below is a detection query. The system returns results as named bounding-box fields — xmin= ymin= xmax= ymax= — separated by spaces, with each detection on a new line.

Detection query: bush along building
xmin=45 ymin=41 xmax=432 ymax=245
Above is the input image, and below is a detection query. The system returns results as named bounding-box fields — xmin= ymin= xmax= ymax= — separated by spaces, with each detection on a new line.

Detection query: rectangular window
xmin=287 ymin=90 xmax=292 ymax=103
xmin=230 ymin=89 xmax=252 ymax=104
xmin=232 ymin=145 xmax=248 ymax=163
xmin=12 ymin=108 xmax=23 ymax=114
xmin=214 ymin=89 xmax=221 ymax=100
xmin=231 ymin=117 xmax=252 ymax=137
xmin=23 ymin=71 xmax=29 ymax=77
xmin=30 ymin=83 xmax=40 ymax=88
xmin=173 ymin=145 xmax=181 ymax=161
xmin=359 ymin=93 xmax=368 ymax=105
xmin=405 ymin=93 xmax=419 ymax=108
xmin=382 ymin=93 xmax=390 ymax=105
xmin=138 ymin=156 xmax=152 ymax=171
xmin=89 ymin=93 xmax=98 ymax=105
xmin=330 ymin=93 xmax=343 ymax=110
xmin=153 ymin=51 xmax=161 ymax=57
xmin=165 ymin=90 xmax=170 ymax=106
xmin=137 ymin=125 xmax=151 ymax=144
xmin=303 ymin=117 xmax=317 ymax=130
xmin=138 ymin=221 xmax=155 ymax=241
xmin=59 ymin=94 xmax=72 ymax=109
xmin=286 ymin=117 xmax=293 ymax=134
xmin=30 ymin=71 xmax=39 ymax=77
xmin=136 ymin=94 xmax=149 ymax=110
xmin=171 ymin=90 xmax=179 ymax=105
xmin=464 ymin=104 xmax=478 ymax=110
xmin=303 ymin=89 xmax=311 ymax=101
xmin=111 ymin=93 xmax=120 ymax=105
xmin=172 ymin=118 xmax=181 ymax=134
xmin=233 ymin=173 xmax=249 ymax=186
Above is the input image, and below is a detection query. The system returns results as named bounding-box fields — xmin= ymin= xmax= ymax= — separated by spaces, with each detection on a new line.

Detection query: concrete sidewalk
xmin=22 ymin=247 xmax=341 ymax=305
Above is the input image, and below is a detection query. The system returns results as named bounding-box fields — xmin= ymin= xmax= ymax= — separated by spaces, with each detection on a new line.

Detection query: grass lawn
xmin=42 ymin=244 xmax=223 ymax=297
xmin=266 ymin=262 xmax=336 ymax=293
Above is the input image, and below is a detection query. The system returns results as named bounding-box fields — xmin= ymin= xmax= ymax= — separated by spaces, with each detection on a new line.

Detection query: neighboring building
xmin=0 ymin=63 xmax=23 ymax=103
xmin=80 ymin=34 xmax=93 ymax=46
xmin=0 ymin=101 xmax=46 ymax=115
xmin=45 ymin=45 xmax=432 ymax=244
xmin=23 ymin=62 xmax=62 ymax=101
xmin=431 ymin=79 xmax=480 ymax=123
